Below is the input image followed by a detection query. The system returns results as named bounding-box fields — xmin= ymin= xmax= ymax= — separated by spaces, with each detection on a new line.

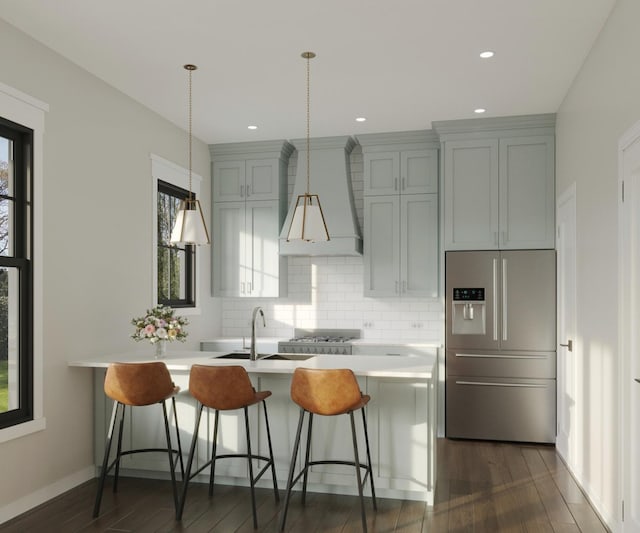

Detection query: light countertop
xmin=68 ymin=350 xmax=435 ymax=380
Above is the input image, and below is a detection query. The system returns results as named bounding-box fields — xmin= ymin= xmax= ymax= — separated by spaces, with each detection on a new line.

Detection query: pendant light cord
xmin=188 ymin=66 xmax=193 ymax=202
xmin=305 ymin=53 xmax=311 ymax=196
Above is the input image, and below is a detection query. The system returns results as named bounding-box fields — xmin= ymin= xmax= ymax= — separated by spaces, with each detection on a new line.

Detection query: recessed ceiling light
xmin=355 ymin=117 xmax=367 ymax=122
xmin=479 ymin=50 xmax=494 ymax=59
xmin=247 ymin=125 xmax=258 ymax=130
xmin=474 ymin=108 xmax=486 ymax=114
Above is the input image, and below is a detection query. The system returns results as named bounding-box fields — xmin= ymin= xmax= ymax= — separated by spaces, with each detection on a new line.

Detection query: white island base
xmin=77 ymin=352 xmax=437 ymax=505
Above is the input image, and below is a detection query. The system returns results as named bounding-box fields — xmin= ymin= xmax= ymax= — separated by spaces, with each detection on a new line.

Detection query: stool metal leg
xmin=279 ymin=407 xmax=306 ymax=531
xmin=177 ymin=403 xmax=204 ymax=520
xmin=209 ymin=409 xmax=219 ymax=497
xmin=171 ymin=396 xmax=185 ymax=478
xmin=93 ymin=400 xmax=122 ymax=518
xmin=162 ymin=400 xmax=180 ymax=513
xmin=350 ymin=411 xmax=367 ymax=533
xmin=301 ymin=411 xmax=313 ymax=505
xmin=262 ymin=400 xmax=280 ymax=502
xmin=361 ymin=407 xmax=377 ymax=509
xmin=244 ymin=406 xmax=258 ymax=529
xmin=112 ymin=403 xmax=126 ymax=493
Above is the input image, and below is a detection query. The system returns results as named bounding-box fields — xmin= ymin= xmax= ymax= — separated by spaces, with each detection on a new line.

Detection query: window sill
xmin=0 ymin=417 xmax=46 ymax=444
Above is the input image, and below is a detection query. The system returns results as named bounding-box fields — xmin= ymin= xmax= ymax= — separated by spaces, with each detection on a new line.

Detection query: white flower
xmin=156 ymin=327 xmax=168 ymax=340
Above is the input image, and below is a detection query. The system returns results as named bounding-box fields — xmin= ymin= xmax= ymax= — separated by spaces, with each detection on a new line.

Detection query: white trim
xmin=150 ymin=154 xmax=202 ymax=316
xmin=0 ymin=465 xmax=93 ymax=524
xmin=618 ymin=119 xmax=640 ymax=533
xmin=0 ymin=83 xmax=46 ymax=442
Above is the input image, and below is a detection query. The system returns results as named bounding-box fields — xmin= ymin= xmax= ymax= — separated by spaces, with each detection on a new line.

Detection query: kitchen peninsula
xmin=69 ymin=351 xmax=437 ymax=504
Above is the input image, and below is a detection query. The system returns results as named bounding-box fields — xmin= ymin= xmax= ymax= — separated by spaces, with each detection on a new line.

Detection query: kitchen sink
xmin=263 ymin=353 xmax=314 ymax=361
xmin=213 ymin=352 xmax=313 ymax=361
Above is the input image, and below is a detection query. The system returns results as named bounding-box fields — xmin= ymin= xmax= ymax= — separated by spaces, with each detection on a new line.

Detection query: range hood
xmin=279 ymin=136 xmax=362 ymax=256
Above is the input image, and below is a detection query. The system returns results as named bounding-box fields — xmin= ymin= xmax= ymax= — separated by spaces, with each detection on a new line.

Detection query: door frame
xmin=556 ymin=182 xmax=577 ymax=462
xmin=618 ymin=118 xmax=640 ymax=532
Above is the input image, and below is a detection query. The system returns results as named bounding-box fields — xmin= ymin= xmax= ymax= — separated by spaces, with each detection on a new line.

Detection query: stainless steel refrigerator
xmin=445 ymin=250 xmax=556 ymax=443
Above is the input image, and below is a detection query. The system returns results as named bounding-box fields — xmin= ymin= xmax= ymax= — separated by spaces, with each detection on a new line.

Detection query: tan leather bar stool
xmin=177 ymin=365 xmax=279 ymax=528
xmin=93 ymin=361 xmax=184 ymax=517
xmin=279 ymin=368 xmax=377 ymax=532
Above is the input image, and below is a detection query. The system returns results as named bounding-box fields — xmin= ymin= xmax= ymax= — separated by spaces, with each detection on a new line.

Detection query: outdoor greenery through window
xmin=0 ymin=117 xmax=33 ymax=428
xmin=157 ymin=180 xmax=195 ymax=307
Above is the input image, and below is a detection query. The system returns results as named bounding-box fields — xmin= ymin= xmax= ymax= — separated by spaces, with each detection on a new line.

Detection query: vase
xmin=155 ymin=341 xmax=167 ymax=359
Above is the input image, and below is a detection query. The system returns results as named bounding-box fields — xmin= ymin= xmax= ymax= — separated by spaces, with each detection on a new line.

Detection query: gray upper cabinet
xmin=210 ymin=140 xmax=293 ymax=297
xmin=358 ymin=131 xmax=440 ymax=298
xmin=213 ymin=157 xmax=281 ymax=202
xmin=435 ymin=114 xmax=556 ymax=251
xmin=363 ymin=148 xmax=438 ymax=196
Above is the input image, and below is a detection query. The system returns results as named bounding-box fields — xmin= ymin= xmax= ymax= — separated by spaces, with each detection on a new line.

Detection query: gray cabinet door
xmin=364 ymin=149 xmax=438 ymax=196
xmin=363 ymin=195 xmax=401 ymax=296
xmin=499 ymin=136 xmax=555 ymax=249
xmin=246 ymin=158 xmax=279 ymax=200
xmin=401 ymin=149 xmax=438 ymax=194
xmin=213 ymin=160 xmax=245 ymax=202
xmin=246 ymin=200 xmax=284 ymax=297
xmin=212 ymin=201 xmax=244 ymax=296
xmin=444 ymin=139 xmax=499 ymax=250
xmin=363 ymin=151 xmax=400 ymax=195
xmin=402 ymin=194 xmax=438 ymax=297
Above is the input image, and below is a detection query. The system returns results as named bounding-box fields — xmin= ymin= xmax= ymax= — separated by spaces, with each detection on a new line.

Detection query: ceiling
xmin=0 ymin=0 xmax=615 ymax=145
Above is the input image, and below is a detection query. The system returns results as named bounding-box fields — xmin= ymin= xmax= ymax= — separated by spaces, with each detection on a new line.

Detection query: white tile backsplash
xmin=221 ymin=256 xmax=444 ymax=343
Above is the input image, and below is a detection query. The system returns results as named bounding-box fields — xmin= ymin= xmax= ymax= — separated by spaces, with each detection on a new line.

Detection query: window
xmin=0 ymin=116 xmax=33 ymax=430
xmin=157 ymin=180 xmax=195 ymax=307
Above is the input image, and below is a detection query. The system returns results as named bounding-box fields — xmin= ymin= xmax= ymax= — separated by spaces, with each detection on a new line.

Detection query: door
xmin=401 ymin=149 xmax=439 ymax=194
xmin=363 ymin=151 xmax=400 ymax=195
xmin=445 ymin=251 xmax=499 ymax=351
xmin=619 ymin=121 xmax=640 ymax=532
xmin=212 ymin=201 xmax=245 ymax=297
xmin=556 ymin=184 xmax=578 ymax=465
xmin=246 ymin=200 xmax=280 ymax=297
xmin=500 ymin=250 xmax=556 ymax=352
xmin=213 ymin=160 xmax=245 ymax=202
xmin=246 ymin=158 xmax=279 ymax=200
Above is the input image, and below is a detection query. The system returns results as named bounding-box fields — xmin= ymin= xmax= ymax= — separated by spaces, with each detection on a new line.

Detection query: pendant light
xmin=286 ymin=52 xmax=330 ymax=242
xmin=170 ymin=64 xmax=211 ymax=245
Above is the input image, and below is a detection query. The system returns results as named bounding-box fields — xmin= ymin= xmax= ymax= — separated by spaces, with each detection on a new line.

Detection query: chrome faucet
xmin=250 ymin=306 xmax=265 ymax=361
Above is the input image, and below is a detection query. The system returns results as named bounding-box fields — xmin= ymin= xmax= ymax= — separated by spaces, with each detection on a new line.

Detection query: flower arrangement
xmin=131 ymin=304 xmax=188 ymax=344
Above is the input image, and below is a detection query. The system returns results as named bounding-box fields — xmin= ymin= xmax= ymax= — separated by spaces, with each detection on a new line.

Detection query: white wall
xmin=555 ymin=0 xmax=640 ymax=526
xmin=0 ymin=19 xmax=220 ymax=515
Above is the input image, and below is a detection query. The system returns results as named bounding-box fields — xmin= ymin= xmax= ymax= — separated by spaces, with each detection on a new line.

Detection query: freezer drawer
xmin=446 ymin=376 xmax=556 ymax=443
xmin=446 ymin=349 xmax=556 ymax=379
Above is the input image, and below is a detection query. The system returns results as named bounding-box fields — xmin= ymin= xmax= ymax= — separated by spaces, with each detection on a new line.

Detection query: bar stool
xmin=177 ymin=365 xmax=279 ymax=528
xmin=279 ymin=368 xmax=377 ymax=532
xmin=93 ymin=361 xmax=184 ymax=518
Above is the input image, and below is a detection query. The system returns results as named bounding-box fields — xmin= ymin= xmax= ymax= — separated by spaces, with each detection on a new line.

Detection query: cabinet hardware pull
xmin=559 ymin=340 xmax=573 ymax=352
xmin=455 ymin=353 xmax=547 ymax=359
xmin=492 ymin=258 xmax=498 ymax=341
xmin=240 ymin=282 xmax=245 ymax=294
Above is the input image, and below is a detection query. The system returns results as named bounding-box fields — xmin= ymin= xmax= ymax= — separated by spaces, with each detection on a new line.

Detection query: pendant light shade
xmin=286 ymin=51 xmax=330 ymax=243
xmin=170 ymin=64 xmax=210 ymax=245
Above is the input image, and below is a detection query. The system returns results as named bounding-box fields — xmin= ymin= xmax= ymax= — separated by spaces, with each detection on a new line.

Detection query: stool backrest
xmin=291 ymin=368 xmax=363 ymax=415
xmin=104 ymin=362 xmax=176 ymax=406
xmin=189 ymin=365 xmax=256 ymax=410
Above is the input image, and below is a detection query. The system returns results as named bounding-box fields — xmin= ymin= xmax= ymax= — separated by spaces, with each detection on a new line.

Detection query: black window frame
xmin=0 ymin=116 xmax=34 ymax=430
xmin=157 ymin=179 xmax=196 ymax=308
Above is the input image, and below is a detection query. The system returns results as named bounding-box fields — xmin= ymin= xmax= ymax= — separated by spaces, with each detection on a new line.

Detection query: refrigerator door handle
xmin=455 ymin=380 xmax=548 ymax=389
xmin=493 ymin=258 xmax=499 ymax=341
xmin=455 ymin=353 xmax=547 ymax=360
xmin=502 ymin=257 xmax=508 ymax=341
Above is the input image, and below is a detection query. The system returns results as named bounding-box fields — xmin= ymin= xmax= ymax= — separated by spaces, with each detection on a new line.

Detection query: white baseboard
xmin=0 ymin=466 xmax=95 ymax=525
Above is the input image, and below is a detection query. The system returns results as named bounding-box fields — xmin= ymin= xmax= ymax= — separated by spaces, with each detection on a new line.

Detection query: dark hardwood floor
xmin=0 ymin=439 xmax=609 ymax=532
